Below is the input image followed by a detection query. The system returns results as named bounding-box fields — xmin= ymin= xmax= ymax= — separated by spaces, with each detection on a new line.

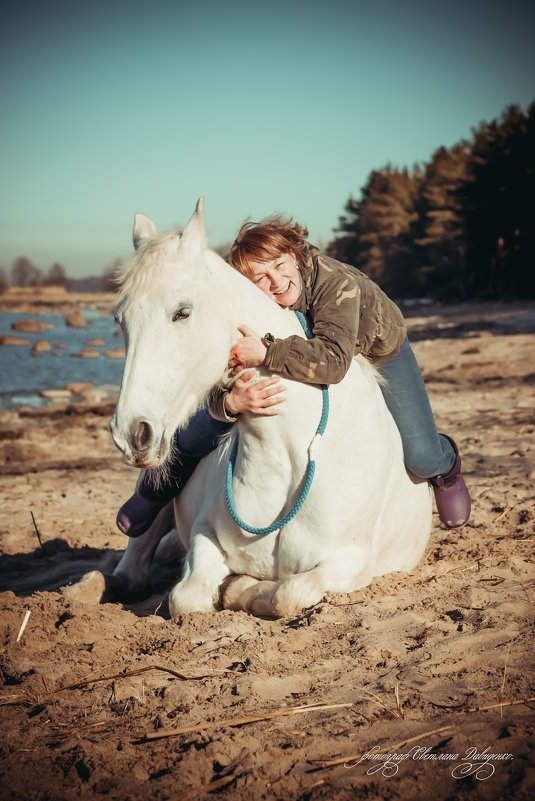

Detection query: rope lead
xmin=225 ymin=311 xmax=329 ymax=535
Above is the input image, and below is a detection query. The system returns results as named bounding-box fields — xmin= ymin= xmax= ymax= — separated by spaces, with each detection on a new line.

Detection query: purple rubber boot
xmin=116 ymin=453 xmax=201 ymax=538
xmin=430 ymin=435 xmax=471 ymax=528
xmin=116 ymin=493 xmax=168 ymax=538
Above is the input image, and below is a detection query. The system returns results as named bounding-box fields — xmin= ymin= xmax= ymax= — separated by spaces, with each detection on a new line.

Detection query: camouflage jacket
xmin=209 ymin=246 xmax=407 ymax=421
xmin=263 ymin=245 xmax=407 ymax=384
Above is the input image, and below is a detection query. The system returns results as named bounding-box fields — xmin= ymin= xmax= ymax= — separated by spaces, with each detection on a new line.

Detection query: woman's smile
xmin=247 ymin=253 xmax=302 ymax=307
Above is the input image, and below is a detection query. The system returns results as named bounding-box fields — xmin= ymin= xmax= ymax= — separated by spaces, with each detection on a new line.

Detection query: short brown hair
xmin=228 ymin=216 xmax=309 ymax=278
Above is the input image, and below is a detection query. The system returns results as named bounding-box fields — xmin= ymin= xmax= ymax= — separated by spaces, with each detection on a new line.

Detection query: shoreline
xmin=0 ymin=285 xmax=117 ymax=314
xmin=2 ymin=291 xmax=535 ymax=412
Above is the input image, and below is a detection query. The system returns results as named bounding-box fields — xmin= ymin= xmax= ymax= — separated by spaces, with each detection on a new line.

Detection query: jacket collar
xmin=289 ymin=242 xmax=319 ymax=313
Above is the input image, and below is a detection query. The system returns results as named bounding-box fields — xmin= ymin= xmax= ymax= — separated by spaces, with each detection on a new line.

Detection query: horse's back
xmin=319 ymin=357 xmax=432 ymax=571
xmin=176 ymin=356 xmax=431 ymax=588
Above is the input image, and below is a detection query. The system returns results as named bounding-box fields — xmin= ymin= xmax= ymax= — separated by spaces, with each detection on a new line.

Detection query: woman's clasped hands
xmin=225 ymin=325 xmax=284 ymax=417
xmin=225 ymin=371 xmax=285 ymax=417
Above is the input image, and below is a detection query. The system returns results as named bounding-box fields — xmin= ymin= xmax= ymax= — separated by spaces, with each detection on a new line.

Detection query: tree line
xmin=0 ymin=258 xmax=120 ymax=294
xmin=327 ymin=101 xmax=535 ymax=300
xmin=0 ymin=258 xmax=69 ymax=291
xmin=2 ymin=100 xmax=533 ymax=301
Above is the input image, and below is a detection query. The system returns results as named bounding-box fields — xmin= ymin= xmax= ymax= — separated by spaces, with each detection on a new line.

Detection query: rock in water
xmin=12 ymin=318 xmax=55 ymax=333
xmin=65 ymin=309 xmax=87 ymax=328
xmin=104 ymin=347 xmax=125 ymax=359
xmin=72 ymin=350 xmax=100 ymax=359
xmin=40 ymin=389 xmax=72 ymax=399
xmin=0 ymin=336 xmax=31 ymax=346
xmin=31 ymin=340 xmax=53 ymax=355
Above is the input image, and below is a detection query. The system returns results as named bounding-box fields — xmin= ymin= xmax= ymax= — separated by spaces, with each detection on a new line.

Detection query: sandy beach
xmin=0 ymin=297 xmax=534 ymax=800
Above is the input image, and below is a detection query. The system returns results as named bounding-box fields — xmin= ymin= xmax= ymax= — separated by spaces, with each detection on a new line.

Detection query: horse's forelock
xmin=116 ymin=231 xmax=181 ymax=306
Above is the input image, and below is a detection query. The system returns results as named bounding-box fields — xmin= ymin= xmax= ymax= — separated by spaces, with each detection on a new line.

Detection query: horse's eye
xmin=172 ymin=306 xmax=192 ymax=322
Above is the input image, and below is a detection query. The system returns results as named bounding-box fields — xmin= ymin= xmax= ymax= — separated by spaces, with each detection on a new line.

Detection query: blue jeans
xmin=142 ymin=338 xmax=453 ymax=502
xmin=377 ymin=338 xmax=455 ymax=478
xmin=175 ymin=409 xmax=234 ymax=458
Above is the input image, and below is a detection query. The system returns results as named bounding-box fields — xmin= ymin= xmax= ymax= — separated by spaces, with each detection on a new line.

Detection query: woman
xmin=117 ymin=216 xmax=471 ymax=536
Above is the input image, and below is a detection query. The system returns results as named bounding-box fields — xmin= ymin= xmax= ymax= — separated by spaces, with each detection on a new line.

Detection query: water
xmin=0 ymin=309 xmax=125 ymax=408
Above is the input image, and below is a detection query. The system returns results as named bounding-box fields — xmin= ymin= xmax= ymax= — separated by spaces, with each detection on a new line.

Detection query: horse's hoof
xmin=219 ymin=575 xmax=259 ymax=610
xmin=220 ymin=576 xmax=280 ymax=616
xmin=63 ymin=571 xmax=107 ymax=604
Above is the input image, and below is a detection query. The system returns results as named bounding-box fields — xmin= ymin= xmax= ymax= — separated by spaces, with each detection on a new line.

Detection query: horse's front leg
xmin=63 ymin=503 xmax=174 ymax=604
xmin=272 ymin=546 xmax=369 ymax=617
xmin=220 ymin=573 xmax=314 ymax=618
xmin=220 ymin=546 xmax=369 ymax=618
xmin=110 ymin=503 xmax=176 ymax=598
xmin=168 ymin=529 xmax=229 ymax=615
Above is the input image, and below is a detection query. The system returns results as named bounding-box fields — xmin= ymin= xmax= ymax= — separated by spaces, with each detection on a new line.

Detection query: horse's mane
xmin=115 ymin=231 xmax=181 ymax=307
xmin=355 ymin=353 xmax=385 ymax=386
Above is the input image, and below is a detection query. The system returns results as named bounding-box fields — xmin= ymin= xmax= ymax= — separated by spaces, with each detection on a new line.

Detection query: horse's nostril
xmin=131 ymin=419 xmax=153 ymax=452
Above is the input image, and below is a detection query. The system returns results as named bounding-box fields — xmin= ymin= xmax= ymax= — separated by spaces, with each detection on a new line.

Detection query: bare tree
xmin=43 ymin=262 xmax=68 ymax=287
xmin=10 ymin=256 xmax=42 ymax=287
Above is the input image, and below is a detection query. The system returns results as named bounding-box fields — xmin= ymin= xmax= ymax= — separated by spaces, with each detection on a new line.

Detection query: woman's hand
xmin=225 ymin=371 xmax=285 ymax=416
xmin=228 ymin=325 xmax=267 ymax=376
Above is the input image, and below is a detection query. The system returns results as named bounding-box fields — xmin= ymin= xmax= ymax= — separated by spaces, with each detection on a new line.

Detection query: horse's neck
xmin=214 ymin=265 xmax=382 ymax=504
xmin=240 ymin=369 xmax=320 ymax=441
xmin=232 ymin=393 xmax=319 ymax=506
xmin=213 ymin=260 xmax=374 ymax=472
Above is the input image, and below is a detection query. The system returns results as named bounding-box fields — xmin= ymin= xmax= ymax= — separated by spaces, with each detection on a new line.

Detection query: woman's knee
xmin=403 ymin=435 xmax=454 ymax=479
xmin=175 ymin=410 xmax=233 ymax=459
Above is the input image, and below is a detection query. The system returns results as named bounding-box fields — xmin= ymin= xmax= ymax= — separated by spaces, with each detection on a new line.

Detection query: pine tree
xmin=415 ymin=143 xmax=470 ymax=298
xmin=328 ymin=166 xmax=421 ymax=296
xmin=462 ymin=103 xmax=535 ymax=297
xmin=328 ymin=99 xmax=535 ymax=300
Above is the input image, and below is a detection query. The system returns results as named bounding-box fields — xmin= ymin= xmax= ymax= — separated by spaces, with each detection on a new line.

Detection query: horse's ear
xmin=133 ymin=214 xmax=158 ymax=250
xmin=180 ymin=197 xmax=207 ymax=255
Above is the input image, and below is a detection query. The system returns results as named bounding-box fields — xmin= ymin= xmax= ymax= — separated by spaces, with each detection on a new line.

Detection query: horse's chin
xmin=122 ymin=453 xmax=162 ymax=469
xmin=139 ymin=451 xmax=175 ymax=494
xmin=121 ymin=435 xmax=173 ymax=470
xmin=140 ymin=457 xmax=162 ymax=469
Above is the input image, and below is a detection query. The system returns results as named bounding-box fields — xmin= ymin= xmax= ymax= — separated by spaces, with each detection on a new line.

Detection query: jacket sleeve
xmin=207 ymin=387 xmax=238 ymax=422
xmin=263 ymin=274 xmax=361 ymax=384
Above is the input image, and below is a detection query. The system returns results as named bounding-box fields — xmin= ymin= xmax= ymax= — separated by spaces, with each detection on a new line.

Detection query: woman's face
xmin=246 ymin=253 xmax=302 ymax=307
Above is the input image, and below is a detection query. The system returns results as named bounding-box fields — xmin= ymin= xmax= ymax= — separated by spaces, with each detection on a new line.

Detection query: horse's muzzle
xmin=109 ymin=415 xmax=166 ymax=468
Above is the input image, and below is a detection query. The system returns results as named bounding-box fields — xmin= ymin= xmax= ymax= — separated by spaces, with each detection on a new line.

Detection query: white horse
xmin=105 ymin=199 xmax=432 ymax=618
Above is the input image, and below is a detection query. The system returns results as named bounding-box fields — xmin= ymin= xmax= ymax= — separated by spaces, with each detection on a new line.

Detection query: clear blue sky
xmin=1 ymin=0 xmax=534 ymax=277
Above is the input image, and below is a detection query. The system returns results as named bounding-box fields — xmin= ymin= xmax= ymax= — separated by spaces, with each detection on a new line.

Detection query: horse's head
xmin=109 ymin=199 xmax=235 ymax=468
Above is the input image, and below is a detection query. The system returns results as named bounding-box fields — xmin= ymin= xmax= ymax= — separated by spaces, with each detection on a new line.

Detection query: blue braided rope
xmin=225 ymin=311 xmax=329 ymax=535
